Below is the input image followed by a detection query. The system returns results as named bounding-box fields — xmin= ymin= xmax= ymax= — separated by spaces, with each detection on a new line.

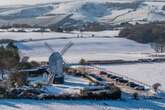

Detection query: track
xmin=16 ymin=35 xmax=114 ymax=43
xmin=109 ymin=10 xmax=134 ymax=23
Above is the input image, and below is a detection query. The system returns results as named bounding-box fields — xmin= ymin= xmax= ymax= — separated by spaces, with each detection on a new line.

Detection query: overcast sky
xmin=0 ymin=0 xmax=58 ymax=6
xmin=0 ymin=0 xmax=146 ymax=6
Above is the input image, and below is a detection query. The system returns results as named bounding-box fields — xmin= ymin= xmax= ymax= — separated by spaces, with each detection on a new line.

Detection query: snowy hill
xmin=0 ymin=0 xmax=165 ymax=27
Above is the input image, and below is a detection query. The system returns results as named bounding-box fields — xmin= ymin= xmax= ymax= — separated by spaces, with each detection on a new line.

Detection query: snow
xmin=100 ymin=9 xmax=132 ymax=22
xmin=0 ymin=1 xmax=164 ymax=109
xmin=14 ymin=36 xmax=154 ymax=63
xmin=0 ymin=32 xmax=77 ymax=40
xmin=65 ymin=75 xmax=90 ymax=86
xmin=0 ymin=30 xmax=119 ymax=40
xmin=144 ymin=1 xmax=165 ymax=9
xmin=0 ymin=98 xmax=164 ymax=110
xmin=45 ymin=0 xmax=141 ymax=22
xmin=47 ymin=74 xmax=90 ymax=93
xmin=29 ymin=74 xmax=90 ymax=95
xmin=110 ymin=6 xmax=150 ymax=24
xmin=2 ymin=30 xmax=152 ymax=63
xmin=0 ymin=0 xmax=165 ymax=25
xmin=71 ymin=30 xmax=120 ymax=37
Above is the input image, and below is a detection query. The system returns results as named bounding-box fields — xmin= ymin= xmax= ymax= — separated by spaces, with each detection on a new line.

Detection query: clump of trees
xmin=0 ymin=42 xmax=40 ymax=71
xmin=0 ymin=42 xmax=20 ymax=79
xmin=119 ymin=22 xmax=165 ymax=43
xmin=105 ymin=1 xmax=142 ymax=10
xmin=0 ymin=39 xmax=16 ymax=44
xmin=0 ymin=42 xmax=42 ymax=88
xmin=162 ymin=6 xmax=165 ymax=10
xmin=0 ymin=43 xmax=20 ymax=70
xmin=151 ymin=42 xmax=165 ymax=53
xmin=0 ymin=24 xmax=33 ymax=29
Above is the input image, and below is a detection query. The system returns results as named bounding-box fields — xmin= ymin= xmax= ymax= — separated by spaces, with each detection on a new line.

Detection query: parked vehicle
xmin=134 ymin=85 xmax=145 ymax=90
xmin=99 ymin=71 xmax=108 ymax=75
xmin=115 ymin=77 xmax=123 ymax=81
xmin=127 ymin=82 xmax=139 ymax=88
xmin=107 ymin=74 xmax=113 ymax=78
xmin=89 ymin=74 xmax=104 ymax=81
xmin=110 ymin=76 xmax=119 ymax=80
xmin=117 ymin=79 xmax=129 ymax=83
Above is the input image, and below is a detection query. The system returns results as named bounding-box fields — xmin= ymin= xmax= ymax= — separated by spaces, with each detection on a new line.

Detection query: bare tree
xmin=151 ymin=43 xmax=165 ymax=53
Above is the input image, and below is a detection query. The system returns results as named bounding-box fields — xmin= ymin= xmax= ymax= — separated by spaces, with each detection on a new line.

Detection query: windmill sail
xmin=44 ymin=42 xmax=54 ymax=52
xmin=60 ymin=41 xmax=73 ymax=56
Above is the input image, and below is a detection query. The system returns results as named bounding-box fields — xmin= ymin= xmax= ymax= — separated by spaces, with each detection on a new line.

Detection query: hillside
xmin=0 ymin=0 xmax=165 ymax=29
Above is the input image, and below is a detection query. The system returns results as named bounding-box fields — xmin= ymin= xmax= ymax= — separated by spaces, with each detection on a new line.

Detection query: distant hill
xmin=0 ymin=0 xmax=165 ymax=29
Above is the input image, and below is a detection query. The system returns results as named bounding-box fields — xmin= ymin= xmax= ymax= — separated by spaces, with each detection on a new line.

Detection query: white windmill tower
xmin=44 ymin=42 xmax=73 ymax=84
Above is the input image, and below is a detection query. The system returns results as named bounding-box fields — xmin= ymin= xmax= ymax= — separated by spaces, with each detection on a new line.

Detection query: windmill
xmin=44 ymin=41 xmax=73 ymax=84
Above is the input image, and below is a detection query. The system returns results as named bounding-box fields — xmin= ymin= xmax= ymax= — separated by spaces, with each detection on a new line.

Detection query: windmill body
xmin=45 ymin=41 xmax=73 ymax=84
xmin=48 ymin=52 xmax=64 ymax=84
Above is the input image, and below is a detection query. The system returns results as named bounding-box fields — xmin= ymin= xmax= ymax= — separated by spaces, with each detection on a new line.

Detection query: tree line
xmin=119 ymin=22 xmax=165 ymax=43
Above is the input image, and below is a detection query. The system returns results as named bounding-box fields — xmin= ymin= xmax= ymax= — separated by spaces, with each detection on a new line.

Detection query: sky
xmin=0 ymin=0 xmax=58 ymax=6
xmin=0 ymin=0 xmax=141 ymax=6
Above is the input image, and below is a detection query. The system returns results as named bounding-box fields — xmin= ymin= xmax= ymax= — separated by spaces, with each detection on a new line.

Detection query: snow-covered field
xmin=0 ymin=0 xmax=165 ymax=110
xmin=0 ymin=30 xmax=120 ymax=40
xmin=0 ymin=99 xmax=164 ymax=110
xmin=15 ymin=36 xmax=154 ymax=63
xmin=0 ymin=31 xmax=165 ymax=109
xmin=0 ymin=31 xmax=153 ymax=63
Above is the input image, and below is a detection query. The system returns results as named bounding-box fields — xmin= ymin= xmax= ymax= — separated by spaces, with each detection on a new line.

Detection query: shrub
xmin=109 ymin=85 xmax=122 ymax=99
xmin=0 ymin=86 xmax=6 ymax=94
xmin=9 ymin=72 xmax=28 ymax=88
xmin=6 ymin=42 xmax=18 ymax=50
xmin=79 ymin=58 xmax=86 ymax=65
xmin=132 ymin=92 xmax=139 ymax=100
